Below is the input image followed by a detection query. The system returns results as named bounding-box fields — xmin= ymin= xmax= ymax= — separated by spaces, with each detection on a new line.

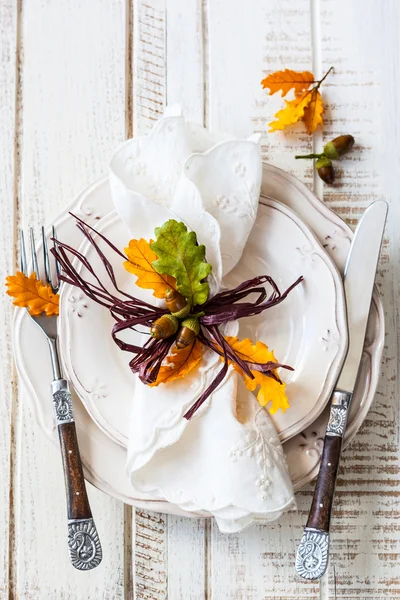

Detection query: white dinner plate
xmin=13 ymin=163 xmax=384 ymax=510
xmin=59 ymin=199 xmax=347 ymax=447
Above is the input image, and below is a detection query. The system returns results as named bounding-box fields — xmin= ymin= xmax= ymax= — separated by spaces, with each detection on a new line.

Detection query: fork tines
xmin=20 ymin=226 xmax=60 ymax=293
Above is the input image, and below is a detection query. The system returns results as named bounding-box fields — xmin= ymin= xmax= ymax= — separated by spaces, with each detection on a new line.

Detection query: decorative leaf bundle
xmin=51 ymin=214 xmax=303 ymax=419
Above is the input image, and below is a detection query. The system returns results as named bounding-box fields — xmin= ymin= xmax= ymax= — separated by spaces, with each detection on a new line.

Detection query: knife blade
xmin=295 ymin=200 xmax=388 ymax=580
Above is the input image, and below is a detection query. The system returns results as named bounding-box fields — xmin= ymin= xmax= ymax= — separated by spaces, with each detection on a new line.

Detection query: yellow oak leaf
xmin=261 ymin=69 xmax=314 ymax=97
xmin=124 ymin=238 xmax=176 ymax=299
xmin=150 ymin=339 xmax=203 ymax=386
xmin=268 ymin=90 xmax=313 ymax=132
xmin=247 ymin=371 xmax=289 ymax=414
xmin=5 ymin=271 xmax=59 ymax=316
xmin=302 ymin=89 xmax=324 ymax=134
xmin=224 ymin=336 xmax=290 ymax=414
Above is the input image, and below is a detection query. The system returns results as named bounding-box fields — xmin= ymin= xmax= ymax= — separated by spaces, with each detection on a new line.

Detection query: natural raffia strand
xmin=51 ymin=214 xmax=303 ymax=419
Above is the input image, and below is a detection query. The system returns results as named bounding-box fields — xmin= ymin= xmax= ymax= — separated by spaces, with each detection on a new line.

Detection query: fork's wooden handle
xmin=51 ymin=379 xmax=102 ymax=570
xmin=58 ymin=421 xmax=92 ymax=520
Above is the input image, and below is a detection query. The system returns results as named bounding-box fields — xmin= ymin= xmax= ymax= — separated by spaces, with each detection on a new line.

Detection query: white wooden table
xmin=1 ymin=0 xmax=398 ymax=598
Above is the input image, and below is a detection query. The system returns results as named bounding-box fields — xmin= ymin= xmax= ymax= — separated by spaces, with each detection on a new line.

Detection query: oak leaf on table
xmin=124 ymin=238 xmax=176 ymax=299
xmin=6 ymin=271 xmax=59 ymax=316
xmin=269 ymin=90 xmax=313 ymax=133
xmin=224 ymin=336 xmax=290 ymax=414
xmin=261 ymin=69 xmax=314 ymax=97
xmin=150 ymin=339 xmax=203 ymax=386
xmin=302 ymin=89 xmax=324 ymax=134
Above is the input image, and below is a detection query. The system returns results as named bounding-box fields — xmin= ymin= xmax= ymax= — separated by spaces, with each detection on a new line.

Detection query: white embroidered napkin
xmin=109 ymin=107 xmax=295 ymax=532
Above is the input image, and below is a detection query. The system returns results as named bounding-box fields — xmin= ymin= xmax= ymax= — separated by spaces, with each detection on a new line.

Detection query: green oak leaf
xmin=151 ymin=220 xmax=212 ymax=306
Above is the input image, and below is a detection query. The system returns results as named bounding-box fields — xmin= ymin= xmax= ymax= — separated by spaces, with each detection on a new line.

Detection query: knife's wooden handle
xmin=305 ymin=434 xmax=343 ymax=531
xmin=296 ymin=390 xmax=352 ymax=580
xmin=305 ymin=389 xmax=352 ymax=531
xmin=52 ymin=379 xmax=102 ymax=570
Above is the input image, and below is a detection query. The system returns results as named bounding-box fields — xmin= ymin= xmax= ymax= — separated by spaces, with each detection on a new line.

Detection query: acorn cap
xmin=172 ymin=304 xmax=191 ymax=319
xmin=180 ymin=317 xmax=200 ymax=336
xmin=165 ymin=314 xmax=179 ymax=328
xmin=323 ymin=141 xmax=340 ymax=160
xmin=315 ymin=156 xmax=332 ymax=169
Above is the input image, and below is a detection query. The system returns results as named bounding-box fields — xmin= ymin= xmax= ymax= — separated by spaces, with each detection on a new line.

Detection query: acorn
xmin=323 ymin=135 xmax=355 ymax=160
xmin=316 ymin=156 xmax=335 ymax=184
xmin=176 ymin=317 xmax=200 ymax=349
xmin=150 ymin=314 xmax=179 ymax=339
xmin=165 ymin=288 xmax=190 ymax=318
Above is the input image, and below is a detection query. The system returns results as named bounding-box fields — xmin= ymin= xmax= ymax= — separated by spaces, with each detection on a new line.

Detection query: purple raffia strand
xmin=199 ymin=275 xmax=303 ymax=326
xmin=184 ymin=325 xmax=230 ymax=420
xmin=52 ymin=215 xmax=303 ymax=419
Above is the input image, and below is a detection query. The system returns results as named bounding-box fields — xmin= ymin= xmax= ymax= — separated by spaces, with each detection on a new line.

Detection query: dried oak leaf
xmin=261 ymin=69 xmax=314 ymax=97
xmin=150 ymin=339 xmax=203 ymax=386
xmin=6 ymin=271 xmax=59 ymax=316
xmin=302 ymin=89 xmax=324 ymax=134
xmin=225 ymin=336 xmax=290 ymax=414
xmin=268 ymin=90 xmax=313 ymax=132
xmin=124 ymin=238 xmax=177 ymax=299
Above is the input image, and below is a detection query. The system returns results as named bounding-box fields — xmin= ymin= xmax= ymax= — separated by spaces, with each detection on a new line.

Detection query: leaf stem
xmin=316 ymin=66 xmax=334 ymax=88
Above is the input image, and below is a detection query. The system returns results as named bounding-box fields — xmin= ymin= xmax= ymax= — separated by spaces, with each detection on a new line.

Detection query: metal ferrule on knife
xmin=325 ymin=390 xmax=352 ymax=437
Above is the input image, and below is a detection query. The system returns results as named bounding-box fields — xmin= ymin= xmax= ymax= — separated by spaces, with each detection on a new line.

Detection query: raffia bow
xmin=52 ymin=215 xmax=303 ymax=419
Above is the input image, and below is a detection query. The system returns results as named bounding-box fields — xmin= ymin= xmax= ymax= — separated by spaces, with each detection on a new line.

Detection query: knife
xmin=295 ymin=200 xmax=388 ymax=580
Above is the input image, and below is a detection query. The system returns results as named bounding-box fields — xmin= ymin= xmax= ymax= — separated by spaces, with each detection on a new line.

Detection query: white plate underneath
xmin=13 ymin=163 xmax=384 ymax=511
xmin=59 ymin=199 xmax=347 ymax=448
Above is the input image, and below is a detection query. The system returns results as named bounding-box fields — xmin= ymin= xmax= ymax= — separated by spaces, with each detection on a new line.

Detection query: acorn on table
xmin=295 ymin=134 xmax=355 ymax=184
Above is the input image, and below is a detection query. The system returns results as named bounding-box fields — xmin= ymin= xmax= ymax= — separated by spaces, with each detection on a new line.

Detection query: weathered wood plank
xmin=167 ymin=516 xmax=207 ymax=599
xmin=132 ymin=510 xmax=167 ymax=599
xmin=318 ymin=0 xmax=400 ymax=597
xmin=12 ymin=0 xmax=127 ymax=597
xmin=165 ymin=0 xmax=204 ymax=122
xmin=132 ymin=0 xmax=166 ymax=134
xmin=0 ymin=2 xmax=17 ymax=599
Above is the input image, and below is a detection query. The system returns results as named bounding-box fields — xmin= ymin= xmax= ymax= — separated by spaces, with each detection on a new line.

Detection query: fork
xmin=20 ymin=226 xmax=102 ymax=571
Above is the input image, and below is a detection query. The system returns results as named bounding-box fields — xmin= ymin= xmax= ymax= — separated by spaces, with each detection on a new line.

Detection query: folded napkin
xmin=109 ymin=106 xmax=295 ymax=532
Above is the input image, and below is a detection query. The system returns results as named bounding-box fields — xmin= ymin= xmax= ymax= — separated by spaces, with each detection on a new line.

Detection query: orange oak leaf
xmin=5 ymin=271 xmax=59 ymax=316
xmin=269 ymin=90 xmax=313 ymax=132
xmin=150 ymin=339 xmax=203 ymax=386
xmin=124 ymin=238 xmax=176 ymax=299
xmin=224 ymin=336 xmax=290 ymax=414
xmin=261 ymin=69 xmax=314 ymax=97
xmin=302 ymin=89 xmax=324 ymax=134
